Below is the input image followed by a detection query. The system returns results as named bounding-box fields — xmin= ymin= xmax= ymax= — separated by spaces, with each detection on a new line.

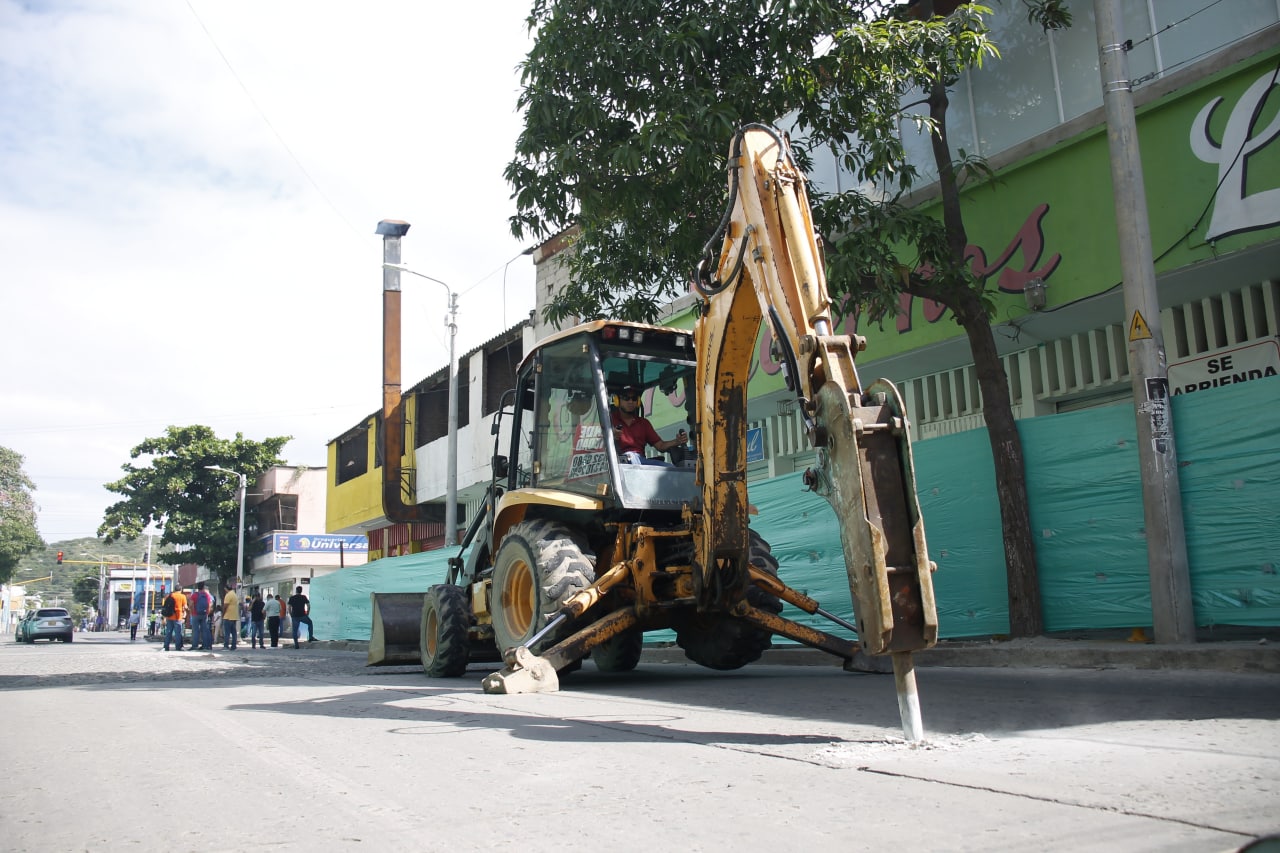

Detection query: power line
xmin=183 ymin=0 xmax=362 ymax=239
xmin=182 ymin=2 xmax=540 ymax=306
xmin=1128 ymin=0 xmax=1230 ymax=50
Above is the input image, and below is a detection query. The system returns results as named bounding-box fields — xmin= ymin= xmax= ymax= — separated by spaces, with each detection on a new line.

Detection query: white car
xmin=17 ymin=607 xmax=74 ymax=643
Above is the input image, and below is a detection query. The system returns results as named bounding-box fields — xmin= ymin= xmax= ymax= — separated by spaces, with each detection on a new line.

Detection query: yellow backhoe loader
xmin=378 ymin=125 xmax=938 ymax=739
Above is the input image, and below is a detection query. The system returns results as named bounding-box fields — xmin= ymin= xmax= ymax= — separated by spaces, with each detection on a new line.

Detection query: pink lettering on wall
xmin=968 ymin=203 xmax=1062 ymax=295
xmin=843 ymin=204 xmax=1062 ymax=335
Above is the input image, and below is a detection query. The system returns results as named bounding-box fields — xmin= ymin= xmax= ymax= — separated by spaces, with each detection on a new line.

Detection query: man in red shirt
xmin=610 ymin=385 xmax=687 ymax=465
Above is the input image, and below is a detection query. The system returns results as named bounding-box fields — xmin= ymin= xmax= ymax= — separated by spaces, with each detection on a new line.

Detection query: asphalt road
xmin=2 ymin=632 xmax=1278 ymax=853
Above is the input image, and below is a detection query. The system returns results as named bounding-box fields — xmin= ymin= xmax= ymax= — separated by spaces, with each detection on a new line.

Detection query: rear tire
xmin=420 ymin=585 xmax=470 ymax=677
xmin=676 ymin=530 xmax=782 ymax=671
xmin=491 ymin=519 xmax=595 ymax=659
xmin=591 ymin=628 xmax=644 ymax=673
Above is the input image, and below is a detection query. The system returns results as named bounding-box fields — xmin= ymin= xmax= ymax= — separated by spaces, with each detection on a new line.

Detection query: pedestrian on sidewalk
xmin=287 ymin=586 xmax=314 ymax=648
xmin=249 ymin=592 xmax=266 ymax=648
xmin=221 ymin=581 xmax=240 ymax=650
xmin=162 ymin=588 xmax=186 ymax=651
xmin=279 ymin=594 xmax=291 ymax=640
xmin=240 ymin=587 xmax=252 ymax=641
xmin=127 ymin=608 xmax=140 ymax=641
xmin=267 ymin=594 xmax=283 ymax=648
xmin=189 ymin=581 xmax=215 ymax=650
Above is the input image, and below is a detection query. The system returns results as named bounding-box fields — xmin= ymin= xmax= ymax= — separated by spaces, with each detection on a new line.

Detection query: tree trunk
xmin=954 ymin=293 xmax=1044 ymax=636
xmin=928 ymin=77 xmax=1044 ymax=637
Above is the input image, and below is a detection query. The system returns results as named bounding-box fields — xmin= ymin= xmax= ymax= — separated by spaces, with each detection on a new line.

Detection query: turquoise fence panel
xmin=311 ymin=549 xmax=459 ymax=642
xmin=746 ymin=471 xmax=855 ymax=642
xmin=745 ymin=427 xmax=1011 ymax=643
xmin=913 ymin=429 xmax=1010 ymax=636
xmin=1174 ymin=375 xmax=1280 ymax=627
xmin=1020 ymin=405 xmax=1152 ymax=631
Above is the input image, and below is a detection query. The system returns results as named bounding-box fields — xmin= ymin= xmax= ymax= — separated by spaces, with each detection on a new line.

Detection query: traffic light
xmin=56 ymin=551 xmax=63 ymax=565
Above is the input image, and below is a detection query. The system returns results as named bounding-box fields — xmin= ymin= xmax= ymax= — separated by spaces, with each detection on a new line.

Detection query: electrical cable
xmin=1127 ymin=0 xmax=1230 ymax=50
xmin=183 ymin=0 xmax=361 ymax=240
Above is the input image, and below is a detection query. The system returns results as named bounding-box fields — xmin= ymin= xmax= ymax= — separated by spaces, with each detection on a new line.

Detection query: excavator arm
xmin=691 ymin=125 xmax=937 ymax=661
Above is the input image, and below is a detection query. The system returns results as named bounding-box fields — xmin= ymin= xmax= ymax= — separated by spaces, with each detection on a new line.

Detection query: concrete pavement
xmin=3 ymin=634 xmax=1278 ymax=852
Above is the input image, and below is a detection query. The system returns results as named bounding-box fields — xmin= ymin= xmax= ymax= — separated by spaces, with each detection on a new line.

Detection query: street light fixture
xmin=205 ymin=466 xmax=248 ymax=584
xmin=380 ymin=261 xmax=460 ymax=547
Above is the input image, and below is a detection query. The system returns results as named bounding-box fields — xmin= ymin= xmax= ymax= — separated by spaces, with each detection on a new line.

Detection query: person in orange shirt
xmin=162 ymin=588 xmax=188 ymax=651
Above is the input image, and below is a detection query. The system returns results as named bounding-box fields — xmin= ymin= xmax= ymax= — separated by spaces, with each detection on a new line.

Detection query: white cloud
xmin=0 ymin=0 xmax=538 ymax=540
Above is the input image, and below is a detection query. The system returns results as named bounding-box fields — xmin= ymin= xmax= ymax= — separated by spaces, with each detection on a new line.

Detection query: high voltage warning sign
xmin=1129 ymin=310 xmax=1152 ymax=342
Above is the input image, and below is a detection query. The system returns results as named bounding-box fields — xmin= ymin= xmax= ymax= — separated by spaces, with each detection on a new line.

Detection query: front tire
xmin=420 ymin=585 xmax=470 ymax=677
xmin=591 ymin=628 xmax=644 ymax=673
xmin=491 ymin=519 xmax=595 ymax=657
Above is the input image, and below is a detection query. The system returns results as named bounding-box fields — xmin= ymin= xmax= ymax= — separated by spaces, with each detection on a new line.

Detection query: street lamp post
xmin=205 ymin=466 xmax=248 ymax=584
xmin=381 ymin=261 xmax=459 ymax=546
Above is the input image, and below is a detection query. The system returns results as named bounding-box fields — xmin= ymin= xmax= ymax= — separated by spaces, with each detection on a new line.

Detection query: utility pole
xmin=1094 ymin=0 xmax=1196 ymax=643
xmin=444 ymin=290 xmax=459 ymax=546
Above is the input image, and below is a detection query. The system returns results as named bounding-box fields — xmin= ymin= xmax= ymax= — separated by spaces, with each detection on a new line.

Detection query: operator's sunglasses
xmin=620 ymin=393 xmax=639 ymax=401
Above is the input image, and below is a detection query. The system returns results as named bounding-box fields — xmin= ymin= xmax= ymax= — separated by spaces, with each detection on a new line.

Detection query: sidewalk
xmin=326 ymin=631 xmax=1280 ymax=674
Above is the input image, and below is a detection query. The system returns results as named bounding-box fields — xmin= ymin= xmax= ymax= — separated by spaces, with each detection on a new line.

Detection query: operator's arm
xmin=651 ymin=425 xmax=688 ymax=453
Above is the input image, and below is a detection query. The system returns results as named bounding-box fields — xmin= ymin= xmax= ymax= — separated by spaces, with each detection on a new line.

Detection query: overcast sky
xmin=0 ymin=1 xmax=539 ymax=543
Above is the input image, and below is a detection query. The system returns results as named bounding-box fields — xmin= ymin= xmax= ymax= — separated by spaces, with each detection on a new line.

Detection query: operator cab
xmin=503 ymin=320 xmax=698 ymax=513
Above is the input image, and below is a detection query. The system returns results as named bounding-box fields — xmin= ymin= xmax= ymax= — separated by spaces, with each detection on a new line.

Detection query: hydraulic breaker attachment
xmin=803 ymin=379 xmax=938 ymax=657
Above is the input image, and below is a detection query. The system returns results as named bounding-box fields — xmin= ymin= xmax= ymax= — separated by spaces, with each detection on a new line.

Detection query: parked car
xmin=18 ymin=607 xmax=74 ymax=643
xmin=13 ymin=611 xmax=32 ymax=642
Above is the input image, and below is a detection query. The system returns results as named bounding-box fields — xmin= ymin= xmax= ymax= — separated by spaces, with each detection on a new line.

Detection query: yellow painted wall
xmin=325 ymin=414 xmax=383 ymax=534
xmin=325 ymin=394 xmax=425 ymax=537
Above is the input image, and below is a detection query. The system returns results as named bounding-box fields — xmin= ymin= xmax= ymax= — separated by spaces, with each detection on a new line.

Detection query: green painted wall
xmin=852 ymin=47 xmax=1280 ymax=360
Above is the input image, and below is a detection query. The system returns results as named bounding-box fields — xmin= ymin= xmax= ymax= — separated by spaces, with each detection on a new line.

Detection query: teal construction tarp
xmin=315 ymin=375 xmax=1280 ymax=642
xmin=310 ymin=549 xmax=460 ymax=645
xmin=1174 ymin=376 xmax=1280 ymax=626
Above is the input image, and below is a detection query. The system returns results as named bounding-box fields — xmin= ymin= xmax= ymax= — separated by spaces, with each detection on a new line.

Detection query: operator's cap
xmin=620 ymin=384 xmax=637 ymax=393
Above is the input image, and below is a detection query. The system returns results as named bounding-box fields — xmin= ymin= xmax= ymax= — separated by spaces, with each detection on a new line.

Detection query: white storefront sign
xmin=1168 ymin=339 xmax=1280 ymax=395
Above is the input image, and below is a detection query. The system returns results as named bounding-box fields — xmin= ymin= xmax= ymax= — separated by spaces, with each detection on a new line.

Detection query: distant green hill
xmin=13 ymin=536 xmax=154 ymax=605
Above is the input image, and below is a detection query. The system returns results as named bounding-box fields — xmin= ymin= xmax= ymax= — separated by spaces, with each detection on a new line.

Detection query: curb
xmin=320 ymin=638 xmax=1280 ymax=674
xmin=727 ymin=641 xmax=1280 ymax=674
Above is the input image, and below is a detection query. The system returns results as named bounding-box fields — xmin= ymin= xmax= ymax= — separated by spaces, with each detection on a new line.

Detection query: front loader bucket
xmin=367 ymin=592 xmax=427 ymax=666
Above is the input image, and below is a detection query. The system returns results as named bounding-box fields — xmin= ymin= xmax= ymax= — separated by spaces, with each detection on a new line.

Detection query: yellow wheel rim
xmin=504 ymin=558 xmax=535 ymax=639
xmin=425 ymin=609 xmax=438 ymax=657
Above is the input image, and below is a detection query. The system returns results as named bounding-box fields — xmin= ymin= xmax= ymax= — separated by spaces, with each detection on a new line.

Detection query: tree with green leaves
xmin=99 ymin=426 xmax=289 ymax=583
xmin=0 ymin=446 xmax=44 ymax=586
xmin=73 ymin=574 xmax=100 ymax=608
xmin=507 ymin=0 xmax=1069 ymax=636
